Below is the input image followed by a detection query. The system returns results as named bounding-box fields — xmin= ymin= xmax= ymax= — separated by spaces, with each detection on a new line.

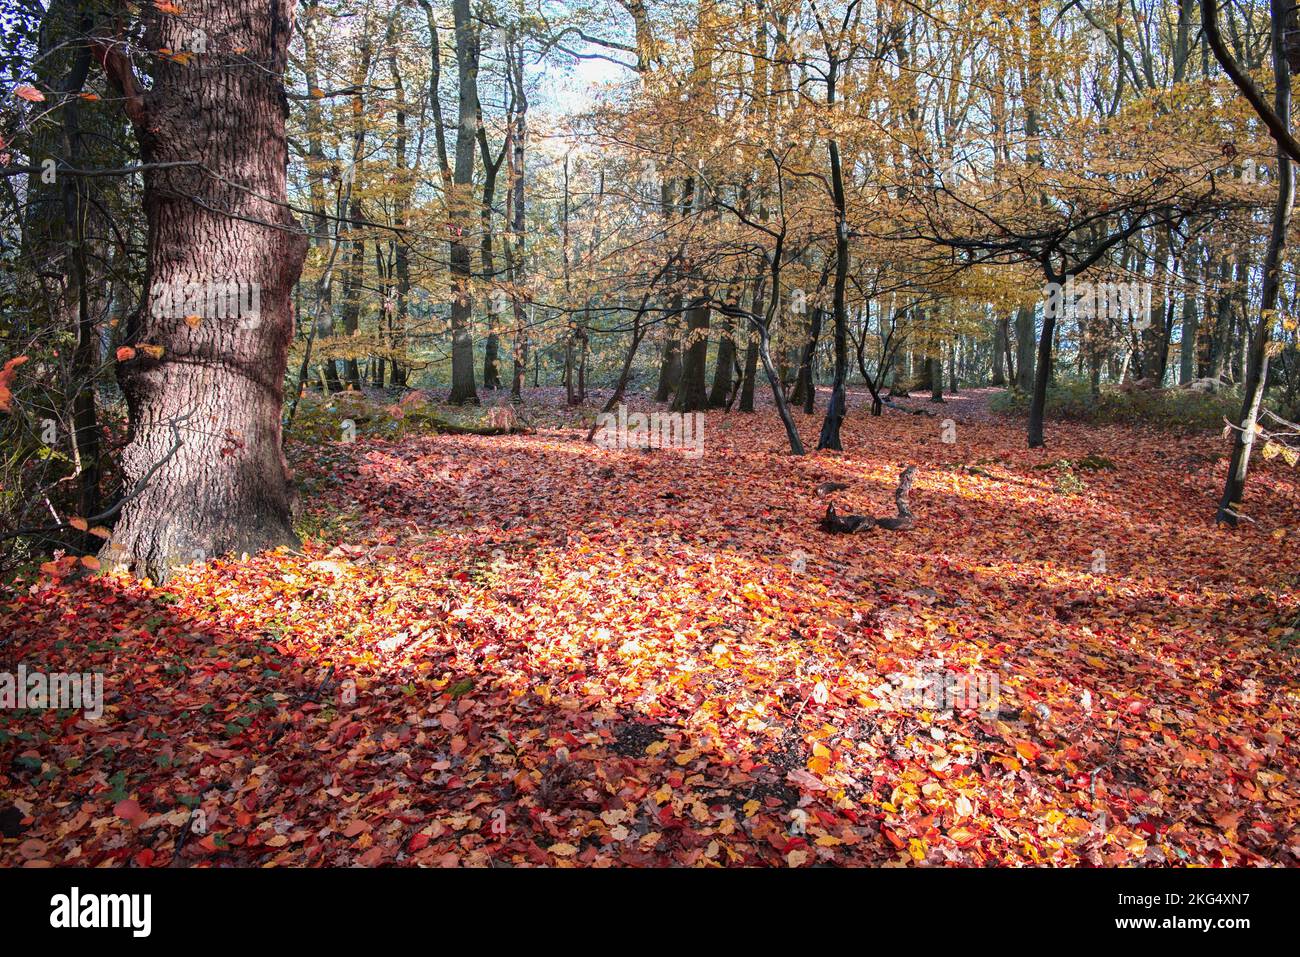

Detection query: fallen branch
xmin=819 ymin=465 xmax=917 ymax=533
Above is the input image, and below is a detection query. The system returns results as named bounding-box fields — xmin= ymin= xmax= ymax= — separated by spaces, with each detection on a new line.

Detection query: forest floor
xmin=3 ymin=387 xmax=1300 ymax=866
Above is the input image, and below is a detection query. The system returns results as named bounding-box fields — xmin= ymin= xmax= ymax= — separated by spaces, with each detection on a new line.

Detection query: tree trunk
xmin=447 ymin=0 xmax=479 ymax=404
xmin=1219 ymin=1 xmax=1294 ymax=524
xmin=674 ymin=298 xmax=711 ymax=412
xmin=1027 ymin=287 xmax=1058 ymax=447
xmin=739 ymin=281 xmax=764 ymax=412
xmin=339 ymin=207 xmax=364 ymax=390
xmin=991 ymin=314 xmax=1008 ymax=386
xmin=505 ymin=36 xmax=528 ymax=402
xmin=105 ymin=0 xmax=308 ymax=581
xmin=1179 ymin=246 xmax=1200 ymax=385
xmin=817 ymin=64 xmax=850 ymax=452
xmin=337 ymin=28 xmax=372 ymax=393
xmin=708 ymin=311 xmax=736 ymax=408
xmin=655 ymin=319 xmax=682 ymax=402
xmin=1014 ymin=302 xmax=1036 ymax=392
xmin=39 ymin=10 xmax=103 ymax=530
xmin=792 ymin=306 xmax=822 ymax=414
xmin=300 ymin=0 xmax=343 ymax=393
xmin=479 ymin=111 xmax=505 ymax=392
xmin=389 ymin=24 xmax=410 ymax=390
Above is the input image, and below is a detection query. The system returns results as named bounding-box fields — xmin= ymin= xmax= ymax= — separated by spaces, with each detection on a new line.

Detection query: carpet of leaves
xmin=3 ymin=388 xmax=1299 ymax=867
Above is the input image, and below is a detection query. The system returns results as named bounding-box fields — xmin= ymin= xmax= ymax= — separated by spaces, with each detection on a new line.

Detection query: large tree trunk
xmin=105 ymin=0 xmax=307 ymax=581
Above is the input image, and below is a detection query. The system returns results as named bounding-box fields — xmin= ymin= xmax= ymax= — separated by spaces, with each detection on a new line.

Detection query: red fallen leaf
xmin=114 ymin=799 xmax=147 ymax=826
xmin=134 ymin=849 xmax=155 ymax=867
xmin=357 ymin=846 xmax=385 ymax=866
xmin=13 ymin=84 xmax=45 ymax=102
xmin=409 ymin=833 xmax=431 ymax=852
xmin=115 ymin=346 xmax=137 ymax=362
xmin=336 ymin=722 xmax=365 ymax=744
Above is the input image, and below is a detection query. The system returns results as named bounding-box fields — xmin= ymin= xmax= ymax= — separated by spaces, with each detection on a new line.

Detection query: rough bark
xmin=105 ymin=0 xmax=308 ymax=581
